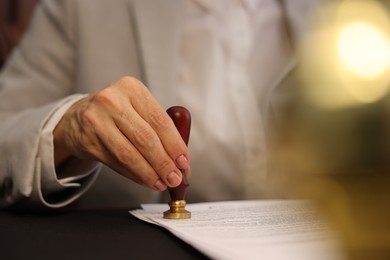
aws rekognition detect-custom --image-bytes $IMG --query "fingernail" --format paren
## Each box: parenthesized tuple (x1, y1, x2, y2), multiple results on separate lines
(167, 171, 181, 187)
(154, 179, 167, 191)
(176, 155, 189, 169)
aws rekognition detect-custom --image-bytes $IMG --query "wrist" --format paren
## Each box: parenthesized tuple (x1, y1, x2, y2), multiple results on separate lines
(53, 118, 72, 168)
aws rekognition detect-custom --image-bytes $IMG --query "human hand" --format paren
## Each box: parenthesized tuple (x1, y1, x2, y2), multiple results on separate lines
(53, 77, 190, 191)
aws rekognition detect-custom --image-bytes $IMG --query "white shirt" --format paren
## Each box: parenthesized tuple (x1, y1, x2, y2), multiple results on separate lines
(38, 0, 293, 206)
(176, 0, 289, 200)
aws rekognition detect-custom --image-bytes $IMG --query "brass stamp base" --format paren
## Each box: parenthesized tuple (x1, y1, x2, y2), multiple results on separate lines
(163, 200, 191, 219)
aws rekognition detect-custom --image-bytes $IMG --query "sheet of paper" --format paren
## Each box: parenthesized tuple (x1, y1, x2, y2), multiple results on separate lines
(130, 200, 345, 260)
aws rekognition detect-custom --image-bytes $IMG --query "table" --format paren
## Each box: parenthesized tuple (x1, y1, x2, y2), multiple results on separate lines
(0, 207, 208, 259)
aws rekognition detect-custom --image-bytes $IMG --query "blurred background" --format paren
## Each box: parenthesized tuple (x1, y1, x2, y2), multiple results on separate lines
(274, 1, 390, 259)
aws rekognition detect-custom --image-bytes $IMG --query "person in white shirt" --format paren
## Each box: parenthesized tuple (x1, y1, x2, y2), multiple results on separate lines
(0, 0, 322, 209)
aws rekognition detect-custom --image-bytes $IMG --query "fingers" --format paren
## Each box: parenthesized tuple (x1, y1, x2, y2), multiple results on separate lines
(95, 123, 170, 191)
(57, 76, 191, 191)
(117, 77, 191, 170)
(113, 107, 183, 185)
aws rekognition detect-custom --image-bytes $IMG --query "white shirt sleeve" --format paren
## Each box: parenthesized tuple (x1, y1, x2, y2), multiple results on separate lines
(37, 93, 101, 207)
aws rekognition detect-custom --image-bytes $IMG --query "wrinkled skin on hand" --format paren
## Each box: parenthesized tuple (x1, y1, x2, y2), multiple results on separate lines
(53, 76, 191, 191)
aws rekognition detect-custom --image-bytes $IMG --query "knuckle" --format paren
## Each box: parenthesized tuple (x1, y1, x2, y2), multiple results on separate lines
(113, 145, 134, 166)
(115, 76, 152, 103)
(134, 126, 157, 148)
(120, 111, 131, 123)
(93, 87, 118, 109)
(92, 88, 129, 120)
(117, 76, 141, 90)
(155, 158, 173, 175)
(149, 110, 170, 132)
(116, 153, 134, 167)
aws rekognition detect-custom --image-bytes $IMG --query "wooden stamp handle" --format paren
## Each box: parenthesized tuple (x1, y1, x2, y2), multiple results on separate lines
(166, 106, 191, 200)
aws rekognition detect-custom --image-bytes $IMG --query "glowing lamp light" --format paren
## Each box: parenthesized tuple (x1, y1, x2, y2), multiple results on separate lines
(337, 21, 390, 80)
(299, 1, 390, 109)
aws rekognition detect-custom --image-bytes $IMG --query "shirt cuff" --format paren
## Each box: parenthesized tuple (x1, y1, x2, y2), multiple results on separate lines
(38, 94, 99, 197)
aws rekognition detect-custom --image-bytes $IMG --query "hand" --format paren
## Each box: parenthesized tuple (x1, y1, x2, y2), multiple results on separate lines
(53, 77, 191, 191)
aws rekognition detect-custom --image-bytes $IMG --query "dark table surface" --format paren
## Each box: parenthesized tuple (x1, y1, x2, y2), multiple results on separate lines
(0, 207, 208, 260)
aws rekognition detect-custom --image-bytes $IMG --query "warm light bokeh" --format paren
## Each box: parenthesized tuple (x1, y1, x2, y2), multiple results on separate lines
(278, 2, 390, 259)
(298, 0, 390, 109)
(337, 21, 390, 80)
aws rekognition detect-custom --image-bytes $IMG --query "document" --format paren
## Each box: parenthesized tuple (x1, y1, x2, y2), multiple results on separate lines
(130, 200, 345, 260)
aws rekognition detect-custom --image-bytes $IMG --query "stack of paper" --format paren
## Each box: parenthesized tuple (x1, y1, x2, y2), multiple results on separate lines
(130, 200, 345, 260)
